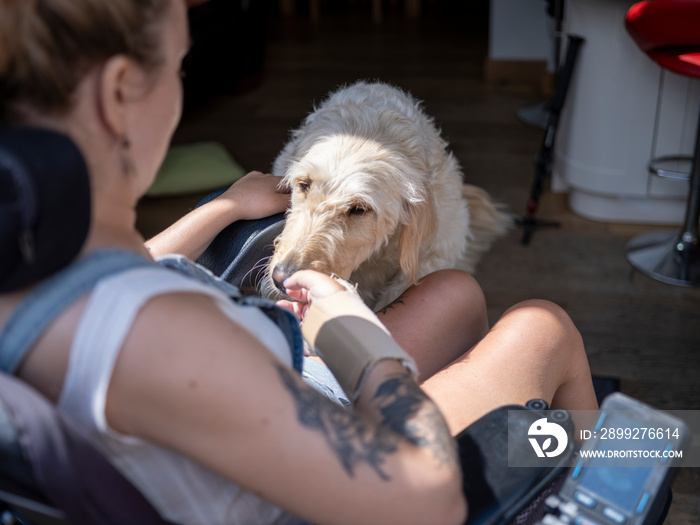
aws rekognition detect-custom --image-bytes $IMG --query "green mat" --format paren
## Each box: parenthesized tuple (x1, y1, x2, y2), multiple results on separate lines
(147, 142, 246, 197)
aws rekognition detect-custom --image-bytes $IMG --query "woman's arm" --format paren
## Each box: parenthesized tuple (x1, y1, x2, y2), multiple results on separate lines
(106, 276, 466, 525)
(145, 171, 290, 260)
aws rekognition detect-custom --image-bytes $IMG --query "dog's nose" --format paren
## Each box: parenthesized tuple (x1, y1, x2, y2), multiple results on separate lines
(271, 264, 294, 293)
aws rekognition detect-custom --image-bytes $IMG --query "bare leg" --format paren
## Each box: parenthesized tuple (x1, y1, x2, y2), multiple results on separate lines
(421, 299, 599, 434)
(377, 270, 489, 382)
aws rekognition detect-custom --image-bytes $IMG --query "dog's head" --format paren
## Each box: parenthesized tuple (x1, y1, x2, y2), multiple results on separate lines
(267, 133, 435, 296)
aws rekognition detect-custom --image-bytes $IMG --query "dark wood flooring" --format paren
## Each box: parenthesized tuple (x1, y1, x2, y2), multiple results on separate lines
(136, 2, 700, 521)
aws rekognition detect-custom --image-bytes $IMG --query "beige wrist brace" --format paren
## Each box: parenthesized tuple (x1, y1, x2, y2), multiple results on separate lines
(301, 289, 418, 401)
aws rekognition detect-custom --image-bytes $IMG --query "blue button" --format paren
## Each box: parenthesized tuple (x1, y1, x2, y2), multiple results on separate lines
(636, 492, 650, 514)
(575, 516, 601, 525)
(603, 506, 627, 524)
(574, 491, 596, 508)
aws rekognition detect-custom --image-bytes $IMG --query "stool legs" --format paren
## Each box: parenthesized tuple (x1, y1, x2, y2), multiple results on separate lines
(625, 110, 700, 286)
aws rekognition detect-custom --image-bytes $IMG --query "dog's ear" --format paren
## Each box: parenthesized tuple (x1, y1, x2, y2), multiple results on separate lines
(398, 195, 436, 284)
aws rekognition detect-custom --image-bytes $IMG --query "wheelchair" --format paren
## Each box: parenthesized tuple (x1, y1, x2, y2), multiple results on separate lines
(0, 127, 680, 525)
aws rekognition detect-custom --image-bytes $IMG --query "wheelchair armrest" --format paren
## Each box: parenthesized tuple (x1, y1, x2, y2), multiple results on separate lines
(194, 189, 286, 294)
(457, 400, 575, 525)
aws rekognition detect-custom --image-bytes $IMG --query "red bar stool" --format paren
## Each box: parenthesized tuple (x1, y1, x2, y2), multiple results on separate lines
(624, 0, 700, 286)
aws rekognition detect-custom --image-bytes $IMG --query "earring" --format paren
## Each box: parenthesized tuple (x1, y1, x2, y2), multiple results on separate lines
(120, 135, 137, 177)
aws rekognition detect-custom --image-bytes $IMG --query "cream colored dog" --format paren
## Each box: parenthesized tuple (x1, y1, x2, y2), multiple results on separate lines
(266, 81, 510, 311)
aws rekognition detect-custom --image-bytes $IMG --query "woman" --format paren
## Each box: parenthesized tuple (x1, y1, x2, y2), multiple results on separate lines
(0, 1, 598, 524)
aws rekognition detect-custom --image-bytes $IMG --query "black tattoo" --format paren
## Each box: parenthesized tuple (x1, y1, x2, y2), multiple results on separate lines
(377, 294, 406, 315)
(275, 364, 457, 481)
(373, 376, 457, 467)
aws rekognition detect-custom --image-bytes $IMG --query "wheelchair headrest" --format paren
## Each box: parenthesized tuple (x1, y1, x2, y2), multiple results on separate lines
(0, 126, 91, 293)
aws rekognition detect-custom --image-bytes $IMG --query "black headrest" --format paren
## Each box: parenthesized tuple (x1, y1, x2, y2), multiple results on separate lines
(0, 127, 91, 293)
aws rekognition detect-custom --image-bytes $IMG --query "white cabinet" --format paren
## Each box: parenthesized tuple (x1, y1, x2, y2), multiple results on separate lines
(552, 0, 696, 224)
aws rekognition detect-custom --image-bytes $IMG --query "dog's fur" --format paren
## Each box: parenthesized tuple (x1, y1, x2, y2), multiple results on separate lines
(265, 81, 511, 311)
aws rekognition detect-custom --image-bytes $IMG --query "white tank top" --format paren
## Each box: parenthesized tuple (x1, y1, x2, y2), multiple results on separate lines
(57, 266, 305, 525)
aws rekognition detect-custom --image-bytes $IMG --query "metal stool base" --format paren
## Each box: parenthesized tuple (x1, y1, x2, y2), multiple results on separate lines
(625, 229, 700, 287)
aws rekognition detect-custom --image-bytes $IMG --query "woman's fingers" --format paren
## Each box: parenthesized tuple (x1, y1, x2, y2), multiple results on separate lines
(282, 270, 345, 301)
(276, 299, 309, 322)
(222, 171, 291, 219)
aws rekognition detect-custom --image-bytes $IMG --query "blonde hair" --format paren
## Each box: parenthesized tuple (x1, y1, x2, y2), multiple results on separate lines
(0, 0, 171, 122)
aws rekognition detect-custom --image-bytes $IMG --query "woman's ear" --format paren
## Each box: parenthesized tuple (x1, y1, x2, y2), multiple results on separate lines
(96, 55, 133, 140)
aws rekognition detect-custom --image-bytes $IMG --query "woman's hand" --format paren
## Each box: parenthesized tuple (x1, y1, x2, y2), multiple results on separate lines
(277, 270, 346, 322)
(219, 171, 290, 221)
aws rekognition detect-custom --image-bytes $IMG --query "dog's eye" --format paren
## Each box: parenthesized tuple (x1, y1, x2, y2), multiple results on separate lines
(348, 204, 368, 216)
(297, 180, 310, 194)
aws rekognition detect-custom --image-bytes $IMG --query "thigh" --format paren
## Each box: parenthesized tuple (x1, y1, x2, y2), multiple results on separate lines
(377, 270, 489, 381)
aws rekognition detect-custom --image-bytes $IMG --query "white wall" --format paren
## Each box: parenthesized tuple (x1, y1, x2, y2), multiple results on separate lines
(489, 0, 554, 69)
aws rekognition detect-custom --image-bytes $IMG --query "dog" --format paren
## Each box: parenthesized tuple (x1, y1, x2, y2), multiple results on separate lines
(265, 81, 511, 311)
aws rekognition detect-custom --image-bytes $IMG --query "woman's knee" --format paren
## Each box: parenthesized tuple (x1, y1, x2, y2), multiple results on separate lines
(499, 299, 583, 353)
(500, 301, 597, 411)
(420, 269, 486, 314)
(502, 298, 574, 326)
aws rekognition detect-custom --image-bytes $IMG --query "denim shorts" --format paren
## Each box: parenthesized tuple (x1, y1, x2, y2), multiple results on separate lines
(301, 357, 350, 408)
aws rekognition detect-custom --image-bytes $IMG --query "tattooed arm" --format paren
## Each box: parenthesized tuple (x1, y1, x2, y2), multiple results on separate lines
(105, 275, 466, 525)
(276, 270, 465, 521)
(275, 363, 457, 482)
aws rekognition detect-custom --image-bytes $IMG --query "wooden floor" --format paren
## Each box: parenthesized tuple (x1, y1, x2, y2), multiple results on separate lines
(137, 2, 700, 521)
